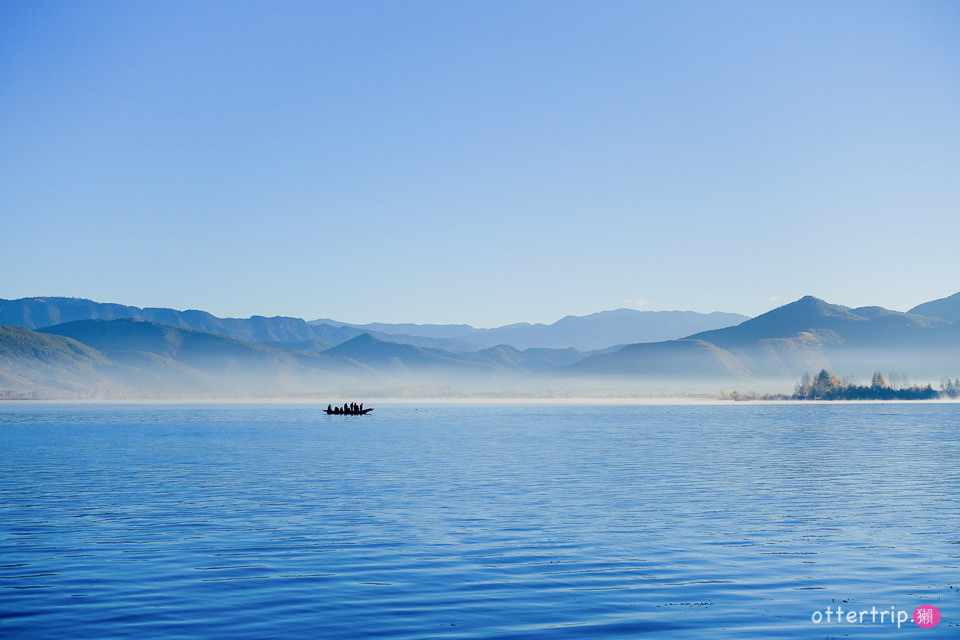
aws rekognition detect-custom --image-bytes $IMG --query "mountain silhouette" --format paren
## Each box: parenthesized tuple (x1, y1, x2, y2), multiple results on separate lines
(0, 326, 116, 397)
(0, 297, 483, 352)
(571, 339, 749, 378)
(3, 291, 960, 397)
(909, 291, 960, 323)
(312, 308, 749, 351)
(39, 319, 298, 372)
(571, 295, 959, 384)
(688, 296, 948, 347)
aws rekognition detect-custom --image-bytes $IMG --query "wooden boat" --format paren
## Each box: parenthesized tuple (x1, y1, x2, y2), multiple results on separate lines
(324, 406, 373, 415)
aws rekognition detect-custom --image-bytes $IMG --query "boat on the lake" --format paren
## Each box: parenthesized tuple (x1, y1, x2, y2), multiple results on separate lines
(324, 403, 373, 415)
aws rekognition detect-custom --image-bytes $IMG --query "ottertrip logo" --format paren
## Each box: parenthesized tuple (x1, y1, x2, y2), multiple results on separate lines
(810, 604, 941, 629)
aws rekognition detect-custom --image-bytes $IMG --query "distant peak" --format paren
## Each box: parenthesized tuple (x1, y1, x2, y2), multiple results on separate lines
(485, 344, 521, 354)
(777, 296, 846, 314)
(348, 332, 381, 344)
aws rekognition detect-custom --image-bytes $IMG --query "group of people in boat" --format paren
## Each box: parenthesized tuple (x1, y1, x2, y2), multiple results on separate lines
(325, 402, 371, 415)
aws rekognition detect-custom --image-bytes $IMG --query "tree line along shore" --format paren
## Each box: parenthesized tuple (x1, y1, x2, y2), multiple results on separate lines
(722, 370, 958, 401)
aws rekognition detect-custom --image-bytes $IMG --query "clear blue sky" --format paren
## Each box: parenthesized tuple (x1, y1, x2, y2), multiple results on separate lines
(2, 1, 958, 327)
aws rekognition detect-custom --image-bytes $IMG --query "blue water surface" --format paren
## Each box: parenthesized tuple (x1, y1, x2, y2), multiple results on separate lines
(1, 402, 958, 639)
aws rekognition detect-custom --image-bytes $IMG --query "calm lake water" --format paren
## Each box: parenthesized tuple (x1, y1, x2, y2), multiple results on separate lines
(1, 402, 957, 639)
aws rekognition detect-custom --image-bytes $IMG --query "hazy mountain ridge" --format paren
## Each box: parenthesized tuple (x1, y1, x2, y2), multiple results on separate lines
(1, 297, 324, 343)
(324, 334, 585, 375)
(909, 292, 960, 323)
(39, 319, 299, 372)
(570, 338, 750, 379)
(2, 292, 959, 398)
(483, 309, 750, 350)
(687, 296, 949, 347)
(0, 320, 593, 398)
(0, 326, 121, 397)
(0, 298, 491, 353)
(310, 308, 750, 351)
(576, 295, 960, 386)
(2, 297, 748, 352)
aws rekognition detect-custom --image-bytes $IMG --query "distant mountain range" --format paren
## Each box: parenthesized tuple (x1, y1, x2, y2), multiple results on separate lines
(571, 296, 958, 384)
(311, 308, 750, 351)
(909, 291, 960, 323)
(0, 297, 746, 352)
(1, 293, 958, 398)
(0, 297, 383, 349)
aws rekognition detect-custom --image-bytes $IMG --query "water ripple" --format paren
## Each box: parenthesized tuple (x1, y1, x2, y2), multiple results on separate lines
(1, 403, 958, 638)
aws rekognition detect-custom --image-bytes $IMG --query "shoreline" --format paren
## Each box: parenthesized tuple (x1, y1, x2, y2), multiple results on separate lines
(3, 396, 959, 406)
